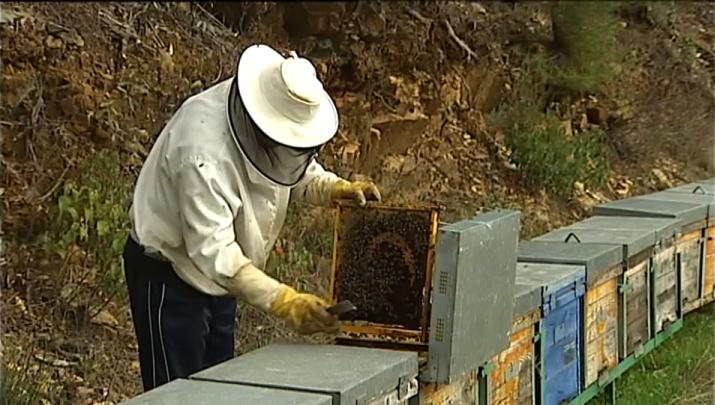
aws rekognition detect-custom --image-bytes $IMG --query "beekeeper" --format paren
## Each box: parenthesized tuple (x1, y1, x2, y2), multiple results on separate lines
(122, 44, 381, 391)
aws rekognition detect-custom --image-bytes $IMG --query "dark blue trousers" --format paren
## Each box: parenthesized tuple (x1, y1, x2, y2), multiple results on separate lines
(122, 236, 237, 392)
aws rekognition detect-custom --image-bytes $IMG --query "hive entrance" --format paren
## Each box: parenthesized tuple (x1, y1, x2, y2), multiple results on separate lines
(331, 203, 438, 335)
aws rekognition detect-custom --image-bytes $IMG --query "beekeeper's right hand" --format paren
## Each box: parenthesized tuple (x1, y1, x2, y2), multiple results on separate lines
(223, 263, 339, 335)
(269, 285, 339, 335)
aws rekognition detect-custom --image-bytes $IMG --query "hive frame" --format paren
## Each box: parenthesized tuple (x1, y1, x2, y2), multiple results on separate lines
(328, 201, 441, 346)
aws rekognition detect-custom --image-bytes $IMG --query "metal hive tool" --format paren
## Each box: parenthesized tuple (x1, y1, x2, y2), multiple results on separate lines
(329, 202, 440, 347)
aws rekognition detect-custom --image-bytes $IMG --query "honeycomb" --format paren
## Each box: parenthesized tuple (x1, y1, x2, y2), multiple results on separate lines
(332, 204, 437, 331)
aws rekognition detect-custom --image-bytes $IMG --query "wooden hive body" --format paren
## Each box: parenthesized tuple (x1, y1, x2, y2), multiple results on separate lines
(489, 284, 541, 405)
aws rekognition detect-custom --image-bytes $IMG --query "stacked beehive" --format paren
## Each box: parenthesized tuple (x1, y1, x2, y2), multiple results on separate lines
(517, 241, 625, 400)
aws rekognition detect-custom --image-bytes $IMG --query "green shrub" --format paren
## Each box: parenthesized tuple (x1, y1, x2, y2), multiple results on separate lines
(48, 150, 132, 302)
(493, 93, 611, 195)
(491, 47, 612, 195)
(550, 1, 623, 94)
(506, 113, 610, 194)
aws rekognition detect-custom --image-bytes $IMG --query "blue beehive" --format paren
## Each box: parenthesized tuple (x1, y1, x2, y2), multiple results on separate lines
(515, 259, 585, 405)
(518, 240, 623, 389)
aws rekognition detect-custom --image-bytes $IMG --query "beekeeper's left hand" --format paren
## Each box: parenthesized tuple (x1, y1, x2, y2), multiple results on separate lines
(330, 179, 381, 206)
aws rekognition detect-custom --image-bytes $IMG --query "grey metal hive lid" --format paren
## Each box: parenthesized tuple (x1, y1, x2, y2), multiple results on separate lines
(663, 179, 715, 194)
(513, 283, 542, 319)
(644, 191, 714, 220)
(518, 239, 622, 273)
(465, 208, 521, 225)
(120, 378, 332, 405)
(190, 343, 418, 404)
(594, 197, 706, 225)
(534, 227, 656, 258)
(515, 261, 585, 297)
(422, 209, 520, 385)
(668, 182, 715, 194)
(572, 216, 683, 242)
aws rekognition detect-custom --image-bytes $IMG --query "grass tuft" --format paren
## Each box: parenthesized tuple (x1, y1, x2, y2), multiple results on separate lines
(589, 306, 715, 404)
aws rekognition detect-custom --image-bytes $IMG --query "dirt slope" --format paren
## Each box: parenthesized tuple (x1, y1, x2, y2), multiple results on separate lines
(1, 2, 713, 403)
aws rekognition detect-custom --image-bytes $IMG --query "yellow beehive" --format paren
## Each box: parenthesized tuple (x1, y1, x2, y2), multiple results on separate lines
(584, 269, 620, 385)
(489, 284, 540, 405)
(419, 370, 477, 405)
(704, 226, 715, 304)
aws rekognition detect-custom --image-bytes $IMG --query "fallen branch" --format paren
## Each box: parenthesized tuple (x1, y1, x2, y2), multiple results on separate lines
(87, 289, 120, 321)
(30, 77, 44, 128)
(98, 9, 155, 54)
(374, 92, 397, 113)
(46, 21, 72, 33)
(34, 353, 77, 368)
(194, 3, 230, 33)
(443, 19, 479, 61)
(404, 6, 431, 24)
(36, 165, 70, 203)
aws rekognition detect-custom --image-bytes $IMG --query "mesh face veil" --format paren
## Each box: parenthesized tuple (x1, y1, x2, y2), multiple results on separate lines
(227, 77, 321, 187)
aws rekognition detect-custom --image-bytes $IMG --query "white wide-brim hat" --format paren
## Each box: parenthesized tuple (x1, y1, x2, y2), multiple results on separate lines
(236, 44, 339, 149)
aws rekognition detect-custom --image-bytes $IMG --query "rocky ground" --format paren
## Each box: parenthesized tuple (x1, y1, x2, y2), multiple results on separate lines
(1, 2, 713, 404)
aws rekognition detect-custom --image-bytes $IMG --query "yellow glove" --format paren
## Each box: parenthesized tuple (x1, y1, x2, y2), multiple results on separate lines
(270, 285, 339, 335)
(330, 179, 382, 206)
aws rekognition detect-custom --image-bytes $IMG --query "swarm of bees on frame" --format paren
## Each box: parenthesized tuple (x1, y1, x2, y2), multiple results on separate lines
(334, 206, 432, 329)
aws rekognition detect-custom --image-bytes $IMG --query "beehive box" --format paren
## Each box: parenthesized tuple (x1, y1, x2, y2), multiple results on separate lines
(650, 184, 715, 305)
(570, 217, 684, 320)
(489, 283, 541, 405)
(594, 196, 711, 312)
(190, 344, 419, 405)
(518, 240, 622, 389)
(331, 204, 521, 384)
(120, 378, 332, 405)
(533, 227, 652, 358)
(330, 202, 440, 347)
(540, 217, 683, 338)
(514, 261, 585, 405)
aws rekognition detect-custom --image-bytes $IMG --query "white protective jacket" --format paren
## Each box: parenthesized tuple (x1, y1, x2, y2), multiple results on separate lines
(128, 78, 341, 310)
